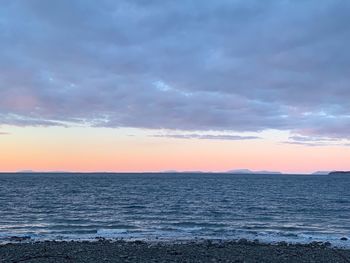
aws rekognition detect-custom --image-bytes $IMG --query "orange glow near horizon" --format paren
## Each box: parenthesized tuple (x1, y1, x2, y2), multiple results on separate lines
(0, 126, 349, 174)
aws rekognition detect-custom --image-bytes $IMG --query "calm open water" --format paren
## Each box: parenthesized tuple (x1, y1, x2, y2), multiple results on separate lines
(0, 173, 349, 246)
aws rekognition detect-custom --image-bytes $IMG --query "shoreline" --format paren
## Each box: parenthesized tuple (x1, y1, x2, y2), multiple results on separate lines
(2, 234, 349, 248)
(1, 239, 350, 262)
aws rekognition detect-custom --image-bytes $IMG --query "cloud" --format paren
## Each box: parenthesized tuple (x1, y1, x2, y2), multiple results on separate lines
(1, 0, 350, 139)
(285, 135, 350, 147)
(152, 133, 260, 141)
(283, 141, 327, 147)
(289, 135, 340, 142)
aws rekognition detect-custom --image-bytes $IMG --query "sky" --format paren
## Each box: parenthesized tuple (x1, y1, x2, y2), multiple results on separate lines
(0, 0, 350, 173)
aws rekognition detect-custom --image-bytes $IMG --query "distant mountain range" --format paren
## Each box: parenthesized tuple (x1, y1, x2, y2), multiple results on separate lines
(311, 171, 331, 175)
(226, 169, 282, 174)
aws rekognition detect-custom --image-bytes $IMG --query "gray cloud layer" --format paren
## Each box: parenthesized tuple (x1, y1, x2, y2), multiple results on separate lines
(1, 0, 350, 139)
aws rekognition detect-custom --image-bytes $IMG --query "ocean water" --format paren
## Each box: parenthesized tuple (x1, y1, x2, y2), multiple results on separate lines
(0, 173, 349, 246)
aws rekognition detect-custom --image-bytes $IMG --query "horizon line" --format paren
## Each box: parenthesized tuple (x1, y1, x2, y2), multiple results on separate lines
(0, 170, 343, 175)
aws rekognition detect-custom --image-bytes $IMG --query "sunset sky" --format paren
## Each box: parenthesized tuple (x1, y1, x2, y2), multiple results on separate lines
(1, 0, 350, 173)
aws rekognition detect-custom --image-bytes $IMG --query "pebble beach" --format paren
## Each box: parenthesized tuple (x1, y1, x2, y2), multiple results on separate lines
(1, 239, 350, 263)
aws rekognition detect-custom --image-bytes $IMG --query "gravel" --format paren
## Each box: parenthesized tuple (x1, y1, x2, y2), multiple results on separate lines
(1, 239, 350, 263)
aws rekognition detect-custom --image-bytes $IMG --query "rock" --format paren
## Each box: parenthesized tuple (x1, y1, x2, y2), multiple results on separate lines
(340, 237, 348, 241)
(238, 238, 249, 245)
(206, 240, 213, 246)
(8, 236, 31, 242)
(277, 241, 288, 246)
(324, 241, 332, 247)
(168, 249, 182, 255)
(216, 243, 225, 248)
(309, 241, 323, 247)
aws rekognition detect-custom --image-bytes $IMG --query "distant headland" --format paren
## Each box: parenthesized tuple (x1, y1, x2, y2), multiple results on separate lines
(328, 171, 350, 175)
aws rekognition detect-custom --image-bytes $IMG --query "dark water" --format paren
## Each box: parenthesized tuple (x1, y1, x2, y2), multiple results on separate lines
(0, 173, 349, 246)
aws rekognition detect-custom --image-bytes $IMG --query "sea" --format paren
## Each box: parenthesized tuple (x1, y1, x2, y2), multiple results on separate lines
(0, 173, 349, 247)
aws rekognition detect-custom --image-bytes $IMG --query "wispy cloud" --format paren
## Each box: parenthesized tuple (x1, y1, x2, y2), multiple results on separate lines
(1, 1, 350, 140)
(289, 135, 341, 142)
(152, 134, 260, 141)
(283, 141, 325, 147)
(284, 135, 350, 147)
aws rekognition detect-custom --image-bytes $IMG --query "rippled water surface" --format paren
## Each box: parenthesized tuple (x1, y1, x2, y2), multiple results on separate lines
(0, 173, 349, 245)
